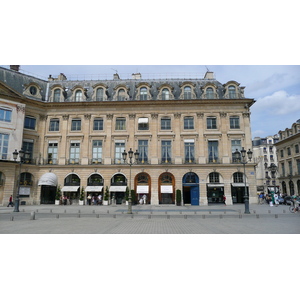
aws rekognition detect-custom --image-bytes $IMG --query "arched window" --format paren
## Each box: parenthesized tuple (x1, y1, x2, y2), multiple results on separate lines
(184, 86, 191, 99)
(233, 172, 244, 183)
(118, 89, 126, 101)
(53, 89, 61, 102)
(206, 87, 214, 99)
(96, 88, 104, 101)
(209, 172, 220, 183)
(228, 85, 236, 99)
(162, 88, 170, 100)
(140, 87, 147, 100)
(75, 90, 82, 102)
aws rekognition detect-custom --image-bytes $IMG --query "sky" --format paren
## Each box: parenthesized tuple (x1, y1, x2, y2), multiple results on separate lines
(2, 64, 299, 138)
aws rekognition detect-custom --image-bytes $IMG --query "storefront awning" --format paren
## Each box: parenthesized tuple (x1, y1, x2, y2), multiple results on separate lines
(231, 183, 249, 187)
(109, 186, 127, 192)
(207, 184, 224, 188)
(38, 173, 58, 186)
(61, 186, 80, 192)
(161, 185, 173, 193)
(85, 186, 103, 192)
(137, 186, 149, 193)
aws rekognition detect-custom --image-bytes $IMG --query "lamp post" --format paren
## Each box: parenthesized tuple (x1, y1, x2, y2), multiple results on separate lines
(122, 148, 139, 214)
(12, 149, 26, 212)
(265, 163, 278, 201)
(233, 147, 253, 214)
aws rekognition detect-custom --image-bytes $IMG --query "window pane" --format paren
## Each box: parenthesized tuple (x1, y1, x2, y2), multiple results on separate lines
(49, 119, 59, 131)
(24, 116, 36, 130)
(207, 117, 216, 129)
(93, 118, 103, 130)
(184, 117, 194, 129)
(161, 118, 171, 130)
(71, 120, 81, 131)
(0, 108, 12, 122)
(116, 118, 126, 130)
(138, 140, 148, 163)
(0, 133, 9, 159)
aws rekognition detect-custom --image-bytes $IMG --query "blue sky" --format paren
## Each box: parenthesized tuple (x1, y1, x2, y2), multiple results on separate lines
(2, 64, 299, 139)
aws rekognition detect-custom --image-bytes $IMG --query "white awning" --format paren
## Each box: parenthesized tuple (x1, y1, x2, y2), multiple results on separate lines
(161, 185, 173, 193)
(38, 173, 58, 186)
(207, 183, 224, 188)
(85, 186, 103, 192)
(61, 186, 80, 192)
(138, 117, 149, 124)
(231, 183, 249, 187)
(109, 186, 127, 192)
(137, 186, 149, 193)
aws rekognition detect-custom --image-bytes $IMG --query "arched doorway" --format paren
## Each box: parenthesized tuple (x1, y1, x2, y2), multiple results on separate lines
(289, 180, 295, 195)
(86, 173, 104, 199)
(110, 173, 127, 204)
(207, 172, 224, 204)
(38, 172, 58, 204)
(62, 174, 80, 203)
(159, 172, 175, 204)
(182, 172, 199, 205)
(231, 172, 248, 203)
(135, 172, 151, 204)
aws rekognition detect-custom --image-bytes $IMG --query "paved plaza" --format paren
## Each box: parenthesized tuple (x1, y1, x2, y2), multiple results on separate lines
(0, 203, 299, 234)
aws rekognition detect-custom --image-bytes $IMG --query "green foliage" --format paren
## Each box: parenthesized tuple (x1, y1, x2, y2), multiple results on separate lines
(176, 189, 182, 205)
(56, 185, 62, 200)
(104, 186, 109, 200)
(80, 186, 85, 200)
(125, 187, 129, 201)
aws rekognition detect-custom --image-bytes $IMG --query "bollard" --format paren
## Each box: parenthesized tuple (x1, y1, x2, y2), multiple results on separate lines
(209, 211, 211, 214)
(22, 209, 25, 212)
(275, 214, 278, 218)
(151, 211, 153, 214)
(239, 214, 242, 219)
(224, 211, 226, 214)
(96, 214, 99, 218)
(50, 209, 52, 213)
(36, 209, 38, 213)
(167, 215, 170, 219)
(238, 209, 241, 214)
(184, 215, 187, 219)
(56, 214, 59, 219)
(148, 215, 151, 219)
(113, 214, 116, 218)
(78, 210, 81, 214)
(64, 209, 66, 213)
(93, 210, 95, 214)
(30, 211, 36, 220)
(253, 210, 256, 214)
(194, 211, 197, 214)
(78, 214, 80, 218)
(107, 210, 109, 214)
(219, 215, 223, 219)
(131, 214, 134, 219)
(165, 211, 167, 214)
(10, 215, 14, 221)
(202, 215, 205, 219)
(180, 211, 182, 214)
(268, 210, 271, 214)
(283, 210, 286, 213)
(256, 214, 259, 219)
(122, 211, 124, 214)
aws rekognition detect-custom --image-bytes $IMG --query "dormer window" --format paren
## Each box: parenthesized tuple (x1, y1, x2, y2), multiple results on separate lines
(140, 87, 148, 100)
(96, 88, 104, 101)
(29, 86, 37, 95)
(118, 89, 126, 101)
(184, 86, 191, 99)
(206, 87, 214, 99)
(75, 90, 82, 102)
(228, 85, 236, 99)
(53, 89, 61, 102)
(162, 88, 170, 100)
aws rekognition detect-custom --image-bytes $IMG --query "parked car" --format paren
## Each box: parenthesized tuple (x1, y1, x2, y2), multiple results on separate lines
(277, 196, 285, 204)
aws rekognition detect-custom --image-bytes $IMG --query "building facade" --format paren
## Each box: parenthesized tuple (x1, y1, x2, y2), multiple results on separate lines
(276, 120, 300, 196)
(252, 135, 279, 195)
(0, 66, 256, 206)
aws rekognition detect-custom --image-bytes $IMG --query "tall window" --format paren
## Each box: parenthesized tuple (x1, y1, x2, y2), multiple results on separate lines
(161, 140, 172, 163)
(24, 116, 36, 130)
(0, 108, 12, 122)
(162, 88, 170, 100)
(118, 89, 126, 101)
(231, 140, 241, 162)
(22, 141, 34, 162)
(161, 117, 171, 130)
(115, 118, 126, 130)
(48, 142, 58, 164)
(281, 163, 285, 177)
(184, 86, 191, 99)
(53, 89, 61, 102)
(92, 140, 102, 163)
(75, 90, 82, 102)
(184, 116, 194, 130)
(96, 88, 104, 101)
(49, 119, 60, 131)
(184, 141, 195, 163)
(115, 141, 125, 164)
(0, 133, 9, 159)
(297, 159, 300, 175)
(138, 140, 148, 163)
(208, 141, 218, 163)
(288, 161, 292, 175)
(230, 116, 240, 129)
(206, 87, 214, 99)
(209, 172, 220, 183)
(207, 117, 217, 129)
(138, 118, 149, 130)
(228, 85, 236, 98)
(71, 119, 81, 131)
(70, 142, 80, 164)
(93, 118, 103, 130)
(233, 172, 244, 183)
(140, 87, 147, 100)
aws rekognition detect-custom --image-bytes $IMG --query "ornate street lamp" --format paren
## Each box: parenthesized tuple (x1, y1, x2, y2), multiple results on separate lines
(122, 148, 139, 214)
(12, 149, 25, 212)
(233, 147, 253, 214)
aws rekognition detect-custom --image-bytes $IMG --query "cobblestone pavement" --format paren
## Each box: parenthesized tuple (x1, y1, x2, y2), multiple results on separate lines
(0, 203, 299, 233)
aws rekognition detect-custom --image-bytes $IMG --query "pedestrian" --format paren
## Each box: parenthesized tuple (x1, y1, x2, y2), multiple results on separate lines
(7, 195, 14, 207)
(97, 194, 102, 205)
(87, 194, 92, 205)
(223, 195, 226, 206)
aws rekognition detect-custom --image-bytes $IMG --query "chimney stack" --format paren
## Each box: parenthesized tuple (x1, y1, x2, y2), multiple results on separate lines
(10, 65, 20, 72)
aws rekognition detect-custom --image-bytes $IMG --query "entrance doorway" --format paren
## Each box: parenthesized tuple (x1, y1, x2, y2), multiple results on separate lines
(182, 172, 199, 205)
(40, 185, 56, 204)
(159, 172, 175, 204)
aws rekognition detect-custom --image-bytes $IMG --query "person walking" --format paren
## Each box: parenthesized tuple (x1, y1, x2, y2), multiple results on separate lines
(223, 195, 226, 206)
(7, 195, 14, 207)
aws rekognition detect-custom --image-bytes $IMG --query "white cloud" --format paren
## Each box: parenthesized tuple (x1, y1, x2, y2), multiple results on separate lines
(252, 90, 300, 116)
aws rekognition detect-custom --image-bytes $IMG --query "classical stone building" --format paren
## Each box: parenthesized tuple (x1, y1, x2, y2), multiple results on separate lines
(0, 66, 256, 206)
(276, 120, 300, 196)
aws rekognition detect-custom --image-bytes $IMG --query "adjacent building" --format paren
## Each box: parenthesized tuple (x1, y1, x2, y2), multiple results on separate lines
(276, 120, 300, 196)
(0, 66, 256, 206)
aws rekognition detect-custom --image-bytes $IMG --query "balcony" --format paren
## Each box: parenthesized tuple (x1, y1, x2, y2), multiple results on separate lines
(160, 158, 174, 164)
(90, 158, 102, 165)
(46, 158, 58, 165)
(67, 158, 80, 165)
(183, 158, 196, 164)
(207, 158, 220, 164)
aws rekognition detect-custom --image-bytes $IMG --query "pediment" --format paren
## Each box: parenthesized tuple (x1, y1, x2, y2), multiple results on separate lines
(0, 81, 24, 99)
